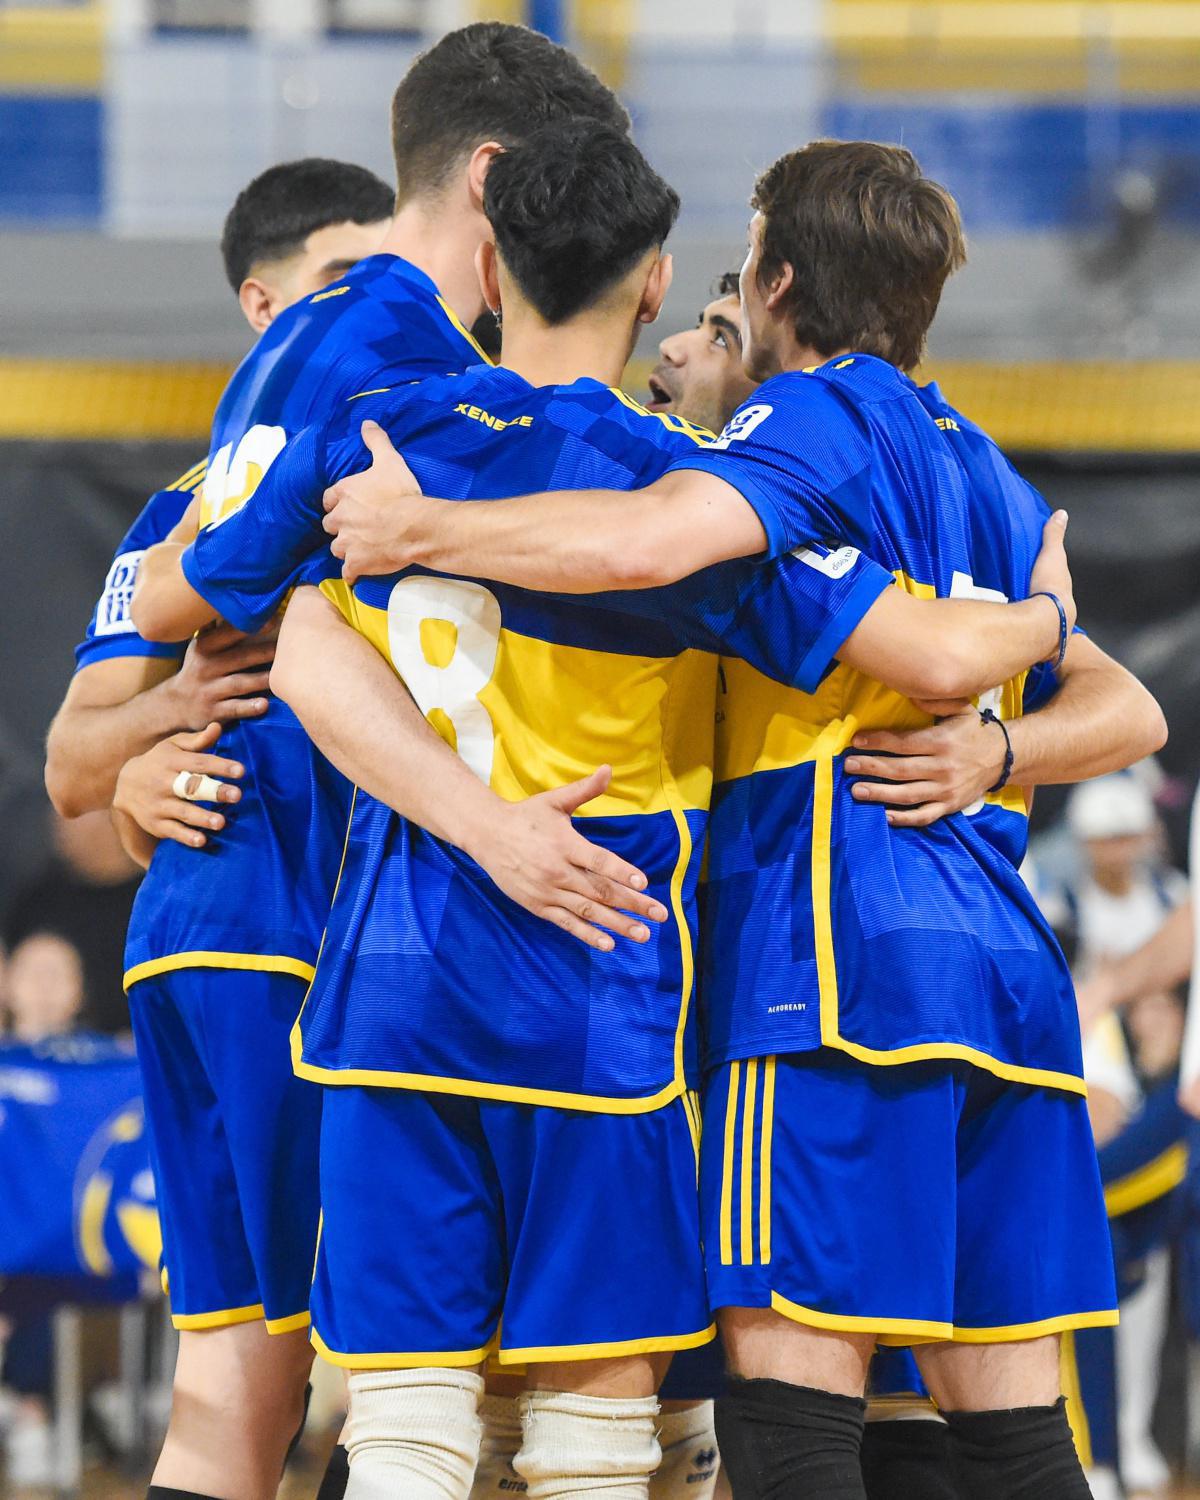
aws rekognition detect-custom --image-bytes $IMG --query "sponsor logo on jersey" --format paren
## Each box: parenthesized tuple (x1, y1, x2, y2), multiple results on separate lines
(711, 402, 773, 450)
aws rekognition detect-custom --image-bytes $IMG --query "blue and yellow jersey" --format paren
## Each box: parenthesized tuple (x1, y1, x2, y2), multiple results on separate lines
(179, 364, 892, 1111)
(73, 458, 206, 672)
(672, 353, 1084, 1094)
(122, 255, 488, 990)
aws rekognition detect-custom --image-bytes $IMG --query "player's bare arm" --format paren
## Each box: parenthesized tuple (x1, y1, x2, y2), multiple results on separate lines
(113, 721, 246, 859)
(844, 634, 1168, 827)
(271, 586, 669, 953)
(325, 423, 1075, 702)
(45, 621, 274, 818)
(131, 540, 221, 642)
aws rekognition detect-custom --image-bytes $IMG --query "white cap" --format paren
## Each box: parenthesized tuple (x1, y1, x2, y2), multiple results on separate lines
(1067, 775, 1157, 841)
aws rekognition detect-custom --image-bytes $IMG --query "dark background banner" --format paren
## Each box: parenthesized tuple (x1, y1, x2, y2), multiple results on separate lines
(3, 441, 1197, 907)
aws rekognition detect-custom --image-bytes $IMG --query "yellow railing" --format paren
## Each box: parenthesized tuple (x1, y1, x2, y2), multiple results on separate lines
(0, 3, 104, 93)
(830, 1, 1200, 93)
(1, 357, 1189, 453)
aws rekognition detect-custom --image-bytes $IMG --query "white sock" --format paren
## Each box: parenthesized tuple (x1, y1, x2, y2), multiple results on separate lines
(470, 1393, 525, 1497)
(652, 1402, 720, 1498)
(515, 1390, 661, 1499)
(345, 1366, 485, 1500)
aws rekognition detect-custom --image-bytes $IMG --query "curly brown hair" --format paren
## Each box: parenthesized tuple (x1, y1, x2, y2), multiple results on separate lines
(751, 139, 966, 371)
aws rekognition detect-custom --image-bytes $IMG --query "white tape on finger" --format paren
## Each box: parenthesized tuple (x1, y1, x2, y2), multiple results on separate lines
(172, 770, 225, 803)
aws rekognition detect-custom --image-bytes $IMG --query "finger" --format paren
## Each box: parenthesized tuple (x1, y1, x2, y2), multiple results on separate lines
(181, 752, 244, 779)
(844, 754, 934, 782)
(562, 894, 652, 943)
(550, 765, 613, 817)
(154, 818, 211, 850)
(174, 722, 225, 751)
(193, 620, 245, 651)
(543, 907, 616, 954)
(575, 870, 668, 923)
(852, 779, 942, 807)
(884, 802, 951, 829)
(215, 669, 273, 695)
(166, 798, 227, 832)
(361, 419, 399, 463)
(212, 642, 276, 671)
(217, 695, 270, 720)
(322, 505, 342, 531)
(341, 550, 362, 586)
(847, 729, 918, 755)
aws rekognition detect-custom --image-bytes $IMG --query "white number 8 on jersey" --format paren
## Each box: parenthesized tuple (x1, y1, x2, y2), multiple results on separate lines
(386, 577, 502, 783)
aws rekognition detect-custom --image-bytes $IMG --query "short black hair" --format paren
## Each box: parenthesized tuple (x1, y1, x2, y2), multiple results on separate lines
(715, 270, 740, 299)
(484, 121, 679, 326)
(391, 22, 630, 205)
(220, 158, 394, 290)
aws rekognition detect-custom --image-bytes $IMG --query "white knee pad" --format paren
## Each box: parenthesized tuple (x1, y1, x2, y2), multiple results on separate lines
(515, 1390, 661, 1500)
(652, 1402, 720, 1499)
(345, 1366, 485, 1500)
(469, 1393, 524, 1498)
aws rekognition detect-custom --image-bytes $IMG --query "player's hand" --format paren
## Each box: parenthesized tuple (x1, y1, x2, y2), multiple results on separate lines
(1029, 510, 1077, 648)
(113, 722, 244, 849)
(322, 420, 427, 583)
(165, 620, 276, 728)
(467, 766, 670, 953)
(844, 705, 1008, 827)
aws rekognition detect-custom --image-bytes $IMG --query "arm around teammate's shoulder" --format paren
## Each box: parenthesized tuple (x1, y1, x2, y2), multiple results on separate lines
(322, 420, 770, 589)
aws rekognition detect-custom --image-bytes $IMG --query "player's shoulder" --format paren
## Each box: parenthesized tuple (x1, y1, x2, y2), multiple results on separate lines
(708, 366, 869, 461)
(556, 380, 714, 457)
(124, 466, 203, 547)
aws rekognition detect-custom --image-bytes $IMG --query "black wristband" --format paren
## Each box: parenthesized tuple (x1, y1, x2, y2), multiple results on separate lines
(1030, 590, 1069, 670)
(981, 708, 1014, 793)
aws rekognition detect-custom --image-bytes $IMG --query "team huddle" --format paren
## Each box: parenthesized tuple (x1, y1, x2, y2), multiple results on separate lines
(45, 20, 1173, 1500)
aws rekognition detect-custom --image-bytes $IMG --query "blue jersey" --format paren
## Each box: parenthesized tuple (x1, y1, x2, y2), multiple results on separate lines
(180, 365, 892, 1111)
(673, 354, 1083, 1093)
(123, 255, 488, 989)
(74, 459, 205, 672)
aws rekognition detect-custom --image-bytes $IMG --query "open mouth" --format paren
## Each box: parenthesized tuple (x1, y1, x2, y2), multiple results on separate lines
(645, 374, 673, 412)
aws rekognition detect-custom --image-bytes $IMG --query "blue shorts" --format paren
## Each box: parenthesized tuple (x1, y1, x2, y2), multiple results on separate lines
(129, 970, 321, 1333)
(702, 1050, 1117, 1343)
(312, 1085, 713, 1369)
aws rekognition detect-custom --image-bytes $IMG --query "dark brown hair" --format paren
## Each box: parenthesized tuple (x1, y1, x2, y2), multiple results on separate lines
(751, 139, 966, 371)
(391, 23, 629, 206)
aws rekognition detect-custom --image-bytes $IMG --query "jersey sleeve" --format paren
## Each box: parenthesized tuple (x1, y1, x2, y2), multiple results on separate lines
(666, 380, 874, 560)
(73, 477, 199, 672)
(721, 544, 894, 691)
(181, 423, 351, 634)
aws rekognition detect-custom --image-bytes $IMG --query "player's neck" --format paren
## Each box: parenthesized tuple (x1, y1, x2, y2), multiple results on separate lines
(499, 312, 630, 392)
(378, 200, 486, 329)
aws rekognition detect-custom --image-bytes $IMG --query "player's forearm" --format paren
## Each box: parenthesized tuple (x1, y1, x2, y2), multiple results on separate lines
(405, 474, 765, 595)
(270, 592, 505, 855)
(841, 591, 1061, 703)
(131, 542, 218, 642)
(1007, 640, 1167, 787)
(45, 681, 190, 817)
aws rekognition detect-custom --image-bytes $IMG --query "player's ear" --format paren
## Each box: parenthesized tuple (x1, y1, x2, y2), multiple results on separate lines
(637, 252, 673, 326)
(762, 259, 795, 312)
(238, 277, 277, 334)
(474, 241, 501, 318)
(466, 141, 504, 212)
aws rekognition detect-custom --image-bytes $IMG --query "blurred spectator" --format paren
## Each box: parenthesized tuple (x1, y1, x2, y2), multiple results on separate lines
(0, 929, 86, 1488)
(1065, 773, 1188, 986)
(3, 809, 140, 1035)
(4, 931, 85, 1043)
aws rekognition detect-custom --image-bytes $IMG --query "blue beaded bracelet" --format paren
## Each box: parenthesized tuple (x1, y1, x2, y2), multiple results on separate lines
(1030, 590, 1069, 670)
(981, 708, 1015, 793)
